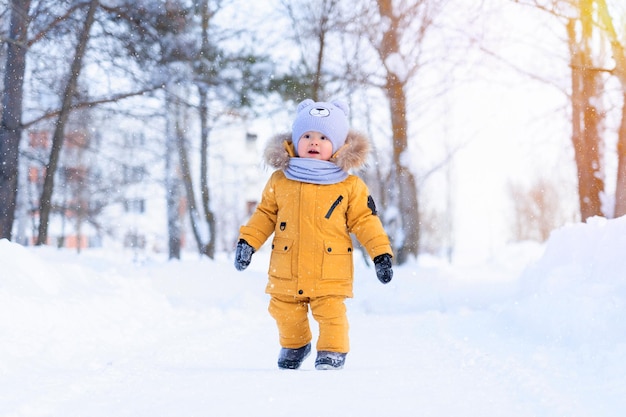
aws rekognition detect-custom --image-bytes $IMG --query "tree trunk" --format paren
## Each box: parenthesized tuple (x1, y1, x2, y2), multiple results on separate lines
(376, 0, 421, 263)
(311, 0, 334, 101)
(616, 93, 626, 217)
(0, 0, 31, 240)
(165, 91, 182, 260)
(197, 0, 216, 258)
(387, 77, 420, 263)
(176, 119, 212, 257)
(36, 0, 99, 245)
(198, 89, 216, 258)
(567, 8, 604, 222)
(595, 0, 626, 217)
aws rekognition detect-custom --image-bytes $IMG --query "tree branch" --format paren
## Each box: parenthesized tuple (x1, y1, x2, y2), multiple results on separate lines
(22, 86, 163, 128)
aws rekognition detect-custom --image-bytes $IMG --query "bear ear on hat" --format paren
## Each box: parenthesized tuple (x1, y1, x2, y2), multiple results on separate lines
(331, 100, 349, 117)
(297, 99, 315, 113)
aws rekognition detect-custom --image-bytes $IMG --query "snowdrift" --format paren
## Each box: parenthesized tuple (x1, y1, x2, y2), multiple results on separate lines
(1, 216, 625, 416)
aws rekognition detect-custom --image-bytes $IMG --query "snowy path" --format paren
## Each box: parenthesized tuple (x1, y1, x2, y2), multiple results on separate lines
(3, 309, 613, 417)
(1, 222, 626, 417)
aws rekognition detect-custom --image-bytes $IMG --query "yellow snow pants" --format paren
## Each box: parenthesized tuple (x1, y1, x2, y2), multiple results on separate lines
(268, 294, 349, 353)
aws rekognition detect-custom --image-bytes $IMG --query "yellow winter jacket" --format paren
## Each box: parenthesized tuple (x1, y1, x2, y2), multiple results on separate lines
(239, 131, 393, 298)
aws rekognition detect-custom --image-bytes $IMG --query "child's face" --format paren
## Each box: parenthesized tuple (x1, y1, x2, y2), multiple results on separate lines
(297, 131, 334, 161)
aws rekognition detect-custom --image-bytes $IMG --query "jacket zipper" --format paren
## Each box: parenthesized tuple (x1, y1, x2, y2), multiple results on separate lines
(325, 195, 344, 219)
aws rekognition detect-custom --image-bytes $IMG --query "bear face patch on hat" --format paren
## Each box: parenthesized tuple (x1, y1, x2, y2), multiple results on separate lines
(292, 99, 350, 156)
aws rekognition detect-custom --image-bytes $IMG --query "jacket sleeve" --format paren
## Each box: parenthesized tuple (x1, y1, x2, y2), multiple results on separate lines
(347, 177, 393, 260)
(238, 172, 279, 250)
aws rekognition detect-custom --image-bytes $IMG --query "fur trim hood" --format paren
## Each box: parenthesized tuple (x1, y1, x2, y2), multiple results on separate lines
(263, 129, 371, 172)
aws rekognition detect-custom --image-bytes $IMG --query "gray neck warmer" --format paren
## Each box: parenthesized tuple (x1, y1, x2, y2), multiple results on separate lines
(284, 158, 348, 185)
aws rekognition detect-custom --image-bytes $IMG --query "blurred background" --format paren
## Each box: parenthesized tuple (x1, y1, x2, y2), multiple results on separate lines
(1, 0, 624, 265)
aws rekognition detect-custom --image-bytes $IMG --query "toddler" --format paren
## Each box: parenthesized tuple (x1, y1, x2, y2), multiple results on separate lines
(235, 99, 393, 370)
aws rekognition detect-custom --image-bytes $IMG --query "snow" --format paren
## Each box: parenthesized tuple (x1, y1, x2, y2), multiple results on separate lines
(1, 216, 625, 416)
(384, 52, 409, 83)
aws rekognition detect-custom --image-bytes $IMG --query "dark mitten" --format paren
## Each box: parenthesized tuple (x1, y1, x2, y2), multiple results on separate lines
(234, 239, 255, 271)
(373, 253, 393, 284)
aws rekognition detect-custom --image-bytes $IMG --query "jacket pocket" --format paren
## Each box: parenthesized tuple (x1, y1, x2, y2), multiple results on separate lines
(269, 237, 293, 279)
(322, 240, 353, 279)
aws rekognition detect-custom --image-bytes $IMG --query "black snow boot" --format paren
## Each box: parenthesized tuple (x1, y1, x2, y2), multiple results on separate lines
(315, 351, 347, 370)
(277, 343, 311, 369)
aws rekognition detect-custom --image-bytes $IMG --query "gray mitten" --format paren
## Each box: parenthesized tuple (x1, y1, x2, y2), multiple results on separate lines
(234, 239, 255, 271)
(373, 254, 393, 284)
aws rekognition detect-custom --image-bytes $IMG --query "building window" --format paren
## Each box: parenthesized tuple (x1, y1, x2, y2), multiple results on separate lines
(65, 131, 88, 149)
(29, 131, 49, 148)
(125, 133, 145, 147)
(63, 166, 88, 183)
(28, 166, 46, 184)
(124, 232, 146, 249)
(124, 199, 145, 213)
(124, 165, 146, 183)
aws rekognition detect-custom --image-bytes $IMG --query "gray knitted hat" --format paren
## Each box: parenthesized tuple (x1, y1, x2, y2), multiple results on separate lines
(292, 99, 350, 156)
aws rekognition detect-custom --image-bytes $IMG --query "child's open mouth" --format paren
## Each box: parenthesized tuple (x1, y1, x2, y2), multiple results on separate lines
(308, 150, 319, 154)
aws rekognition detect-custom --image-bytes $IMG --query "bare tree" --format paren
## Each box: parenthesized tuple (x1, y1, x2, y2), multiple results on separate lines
(595, 0, 626, 217)
(363, 0, 446, 263)
(567, 1, 605, 221)
(0, 0, 31, 240)
(186, 0, 271, 258)
(194, 0, 217, 258)
(277, 0, 343, 101)
(513, 0, 625, 220)
(2, 0, 156, 245)
(164, 89, 184, 260)
(36, 0, 99, 245)
(508, 178, 567, 242)
(118, 0, 271, 258)
(275, 0, 450, 263)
